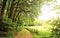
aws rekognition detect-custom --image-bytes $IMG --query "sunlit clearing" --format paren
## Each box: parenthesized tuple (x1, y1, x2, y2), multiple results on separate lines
(26, 26, 51, 31)
(26, 0, 60, 32)
(56, 0, 60, 5)
(38, 3, 59, 21)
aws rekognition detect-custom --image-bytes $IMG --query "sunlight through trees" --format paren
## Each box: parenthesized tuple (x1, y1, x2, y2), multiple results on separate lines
(0, 0, 60, 38)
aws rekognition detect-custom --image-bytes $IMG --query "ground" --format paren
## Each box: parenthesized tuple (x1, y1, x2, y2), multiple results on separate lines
(14, 29, 32, 38)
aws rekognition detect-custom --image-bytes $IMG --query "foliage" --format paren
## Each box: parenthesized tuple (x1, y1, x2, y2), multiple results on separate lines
(33, 18, 42, 26)
(0, 0, 43, 36)
(51, 18, 60, 38)
(26, 28, 52, 38)
(1, 0, 60, 38)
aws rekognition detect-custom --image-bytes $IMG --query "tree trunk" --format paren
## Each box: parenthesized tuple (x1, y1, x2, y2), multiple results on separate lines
(0, 0, 7, 37)
(12, 0, 20, 22)
(8, 0, 15, 19)
(0, 0, 7, 22)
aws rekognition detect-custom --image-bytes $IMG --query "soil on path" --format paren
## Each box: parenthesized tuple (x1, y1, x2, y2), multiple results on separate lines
(15, 29, 32, 38)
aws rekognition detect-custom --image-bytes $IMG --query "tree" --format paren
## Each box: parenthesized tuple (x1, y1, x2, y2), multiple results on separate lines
(0, 0, 7, 22)
(0, 0, 45, 37)
(0, 0, 7, 36)
(8, 0, 16, 19)
(7, 0, 43, 25)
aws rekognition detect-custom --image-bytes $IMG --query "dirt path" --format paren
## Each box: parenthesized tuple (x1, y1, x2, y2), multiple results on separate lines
(14, 29, 32, 38)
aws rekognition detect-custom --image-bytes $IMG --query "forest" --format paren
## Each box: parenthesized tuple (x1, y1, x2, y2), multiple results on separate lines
(0, 0, 60, 38)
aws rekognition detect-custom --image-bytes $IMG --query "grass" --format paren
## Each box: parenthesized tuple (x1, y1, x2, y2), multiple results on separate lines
(26, 24, 52, 38)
